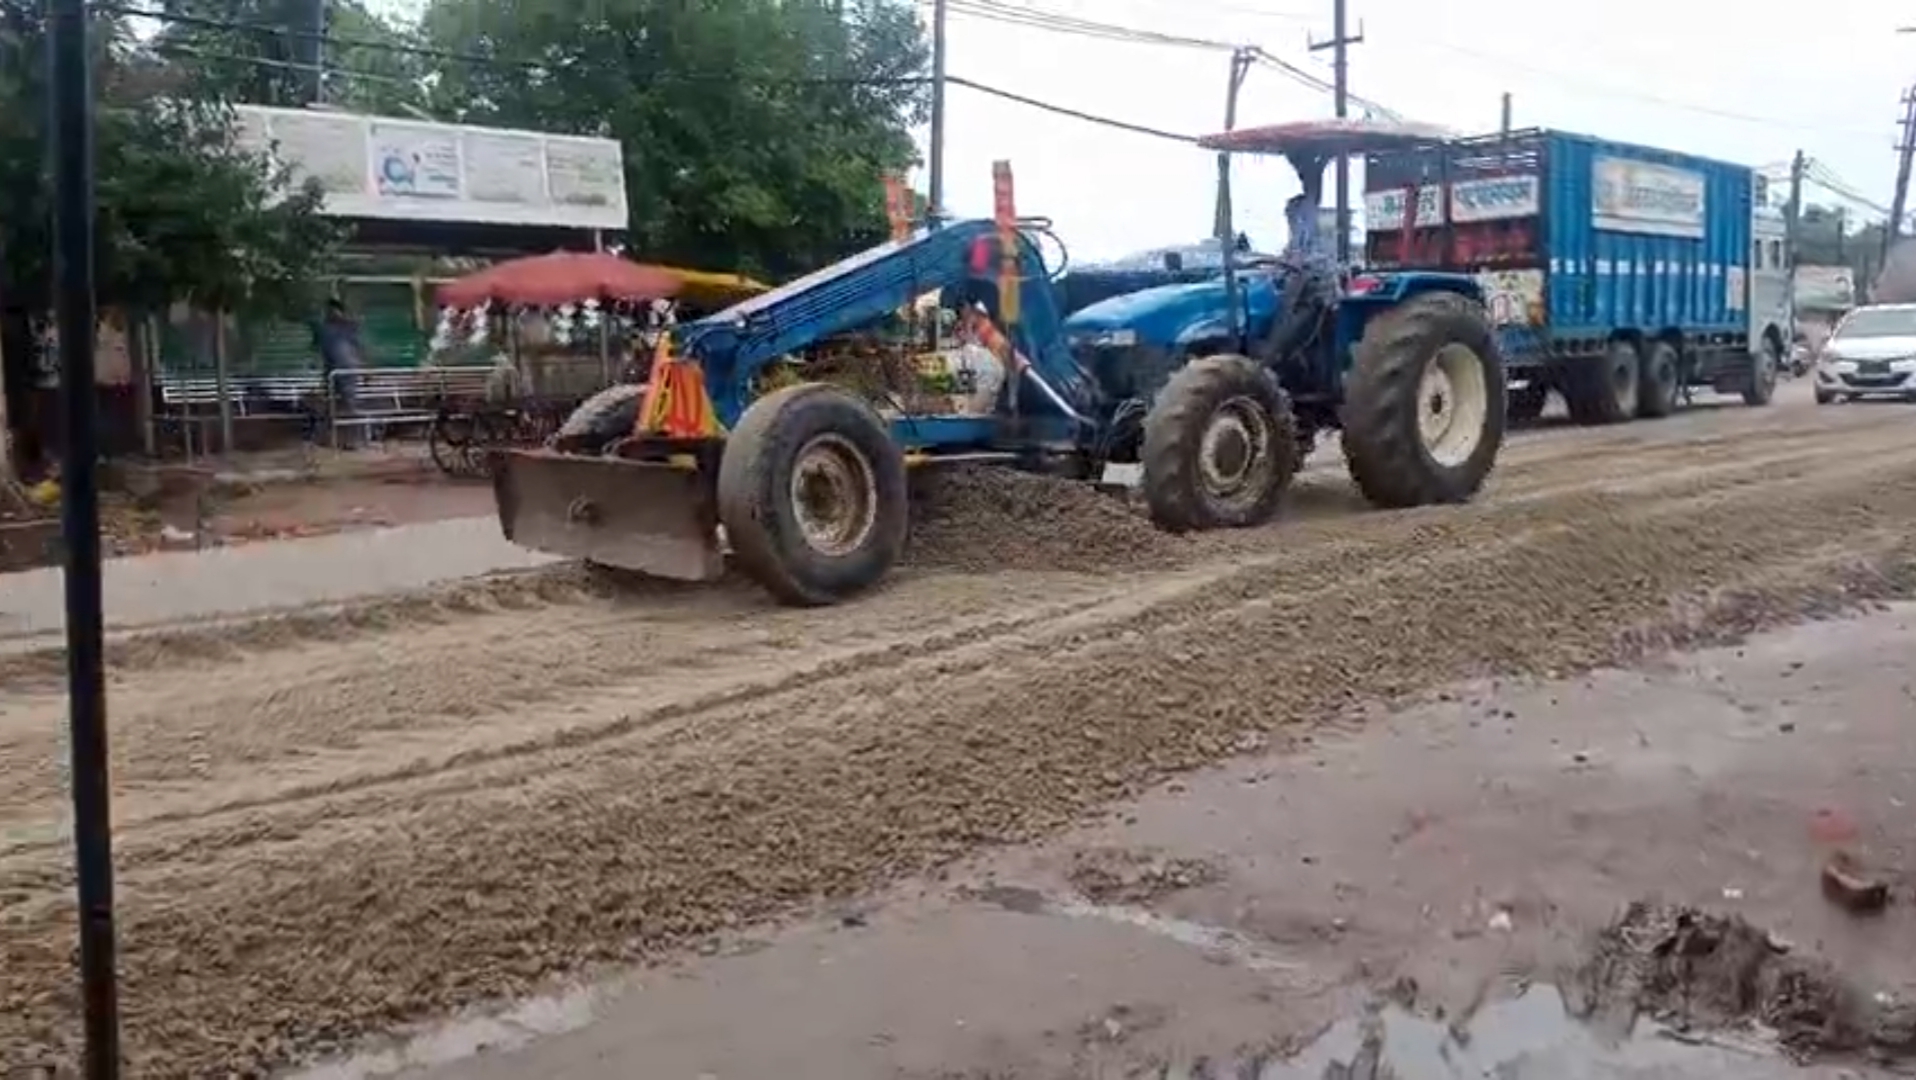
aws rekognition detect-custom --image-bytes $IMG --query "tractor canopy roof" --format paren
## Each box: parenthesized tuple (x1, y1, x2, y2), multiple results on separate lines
(1196, 117, 1455, 157)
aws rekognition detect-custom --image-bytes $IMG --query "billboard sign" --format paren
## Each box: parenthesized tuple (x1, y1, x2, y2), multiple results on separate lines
(235, 105, 629, 231)
(1592, 155, 1706, 239)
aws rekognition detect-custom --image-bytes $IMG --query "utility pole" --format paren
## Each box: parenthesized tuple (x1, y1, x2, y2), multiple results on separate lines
(1213, 47, 1255, 243)
(1499, 92, 1512, 137)
(1884, 86, 1916, 263)
(49, 0, 121, 1073)
(309, 0, 326, 105)
(1309, 0, 1363, 263)
(1835, 206, 1847, 262)
(1786, 149, 1805, 342)
(927, 0, 949, 221)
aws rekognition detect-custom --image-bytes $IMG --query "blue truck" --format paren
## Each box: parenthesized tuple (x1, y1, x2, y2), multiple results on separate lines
(1360, 128, 1792, 422)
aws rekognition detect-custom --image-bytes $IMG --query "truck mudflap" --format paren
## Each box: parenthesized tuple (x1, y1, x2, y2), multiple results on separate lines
(489, 448, 725, 582)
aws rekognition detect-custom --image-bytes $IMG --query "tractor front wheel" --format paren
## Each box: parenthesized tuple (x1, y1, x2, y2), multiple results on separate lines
(1140, 355, 1300, 532)
(717, 383, 909, 607)
(551, 382, 645, 454)
(1342, 292, 1506, 509)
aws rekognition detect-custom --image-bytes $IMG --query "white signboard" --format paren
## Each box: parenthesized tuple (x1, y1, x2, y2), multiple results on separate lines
(1450, 175, 1541, 223)
(369, 120, 462, 200)
(1592, 156, 1706, 239)
(1363, 185, 1444, 231)
(235, 104, 629, 231)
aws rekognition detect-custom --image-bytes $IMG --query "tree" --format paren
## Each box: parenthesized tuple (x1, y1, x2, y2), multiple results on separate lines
(1793, 203, 1893, 292)
(149, 0, 428, 114)
(0, 0, 343, 468)
(416, 0, 929, 278)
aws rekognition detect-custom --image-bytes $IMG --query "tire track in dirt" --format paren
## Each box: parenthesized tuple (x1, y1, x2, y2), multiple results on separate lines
(5, 400, 1915, 1075)
(0, 411, 1902, 873)
(3, 417, 1876, 856)
(0, 394, 1886, 692)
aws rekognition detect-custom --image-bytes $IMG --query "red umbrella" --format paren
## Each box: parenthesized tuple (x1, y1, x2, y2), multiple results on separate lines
(436, 252, 684, 308)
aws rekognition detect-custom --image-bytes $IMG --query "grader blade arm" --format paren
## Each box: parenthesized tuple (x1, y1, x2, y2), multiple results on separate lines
(490, 448, 724, 581)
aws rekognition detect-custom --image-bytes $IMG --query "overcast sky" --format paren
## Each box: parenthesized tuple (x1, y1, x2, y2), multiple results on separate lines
(918, 0, 1913, 262)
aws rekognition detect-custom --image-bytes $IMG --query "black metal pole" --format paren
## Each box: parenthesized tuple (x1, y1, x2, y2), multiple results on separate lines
(1309, 1, 1362, 264)
(49, 0, 121, 1075)
(927, 0, 948, 221)
(1216, 47, 1252, 352)
(1330, 0, 1349, 265)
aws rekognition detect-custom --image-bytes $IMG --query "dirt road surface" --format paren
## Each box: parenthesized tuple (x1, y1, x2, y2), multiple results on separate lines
(0, 515, 552, 642)
(361, 607, 1916, 1079)
(5, 383, 1916, 1076)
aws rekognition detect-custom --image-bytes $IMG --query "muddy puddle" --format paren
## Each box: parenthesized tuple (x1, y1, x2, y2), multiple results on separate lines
(1251, 984, 1819, 1079)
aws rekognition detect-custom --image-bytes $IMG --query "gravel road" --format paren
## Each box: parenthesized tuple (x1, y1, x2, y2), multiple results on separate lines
(5, 384, 1916, 1076)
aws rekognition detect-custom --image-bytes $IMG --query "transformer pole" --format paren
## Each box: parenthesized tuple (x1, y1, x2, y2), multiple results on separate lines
(927, 0, 949, 221)
(1883, 86, 1916, 263)
(1309, 0, 1363, 263)
(49, 0, 122, 1073)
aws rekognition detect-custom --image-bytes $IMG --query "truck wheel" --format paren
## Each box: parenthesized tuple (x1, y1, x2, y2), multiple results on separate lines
(550, 383, 644, 453)
(1637, 340, 1681, 419)
(716, 383, 908, 607)
(1508, 383, 1547, 424)
(1341, 292, 1506, 509)
(1741, 336, 1780, 407)
(1565, 341, 1639, 425)
(1140, 354, 1299, 532)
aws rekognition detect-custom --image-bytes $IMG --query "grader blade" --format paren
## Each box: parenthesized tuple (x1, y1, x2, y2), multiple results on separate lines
(490, 448, 724, 581)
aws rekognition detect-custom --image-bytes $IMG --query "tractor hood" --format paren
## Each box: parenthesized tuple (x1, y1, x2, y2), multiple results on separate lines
(1063, 276, 1280, 349)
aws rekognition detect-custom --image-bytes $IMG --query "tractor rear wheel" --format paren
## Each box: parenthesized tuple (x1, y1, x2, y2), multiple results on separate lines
(1341, 292, 1506, 509)
(1140, 354, 1299, 532)
(717, 383, 908, 607)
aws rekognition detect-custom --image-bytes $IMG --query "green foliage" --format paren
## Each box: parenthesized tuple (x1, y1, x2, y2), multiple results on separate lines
(416, 0, 930, 279)
(1794, 204, 1892, 304)
(0, 0, 343, 320)
(151, 0, 428, 114)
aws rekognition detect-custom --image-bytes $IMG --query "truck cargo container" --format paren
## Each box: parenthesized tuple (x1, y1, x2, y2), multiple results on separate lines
(1362, 128, 1790, 423)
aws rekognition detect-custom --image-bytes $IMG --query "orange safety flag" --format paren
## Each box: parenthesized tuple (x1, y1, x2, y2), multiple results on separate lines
(991, 161, 1020, 324)
(636, 332, 724, 439)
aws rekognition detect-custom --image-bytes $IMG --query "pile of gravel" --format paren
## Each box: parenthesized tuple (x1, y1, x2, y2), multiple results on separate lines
(903, 466, 1191, 574)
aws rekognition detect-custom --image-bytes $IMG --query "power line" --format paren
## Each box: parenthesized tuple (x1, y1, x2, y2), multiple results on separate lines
(104, 2, 927, 88)
(947, 75, 1197, 141)
(937, 0, 1238, 52)
(1401, 36, 1887, 139)
(931, 0, 1409, 120)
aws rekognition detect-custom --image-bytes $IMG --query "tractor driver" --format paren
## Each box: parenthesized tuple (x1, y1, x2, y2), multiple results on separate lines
(1260, 150, 1339, 368)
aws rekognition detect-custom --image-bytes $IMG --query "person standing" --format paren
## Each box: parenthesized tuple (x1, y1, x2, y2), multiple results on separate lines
(314, 298, 364, 446)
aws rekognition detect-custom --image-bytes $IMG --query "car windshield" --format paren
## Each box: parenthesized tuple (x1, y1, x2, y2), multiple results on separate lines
(1834, 307, 1916, 339)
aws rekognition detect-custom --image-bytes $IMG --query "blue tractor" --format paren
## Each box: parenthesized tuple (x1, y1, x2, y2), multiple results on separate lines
(490, 121, 1506, 607)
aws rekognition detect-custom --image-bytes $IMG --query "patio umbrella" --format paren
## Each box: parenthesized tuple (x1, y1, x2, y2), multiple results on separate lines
(437, 252, 685, 308)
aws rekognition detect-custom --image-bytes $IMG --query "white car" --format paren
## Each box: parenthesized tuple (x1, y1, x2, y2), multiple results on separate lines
(1815, 303, 1916, 404)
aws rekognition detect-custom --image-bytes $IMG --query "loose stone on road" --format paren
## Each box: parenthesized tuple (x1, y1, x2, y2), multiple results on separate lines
(4, 383, 1916, 1077)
